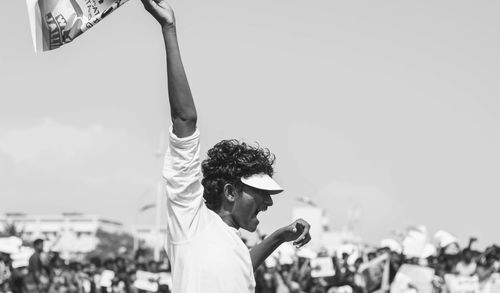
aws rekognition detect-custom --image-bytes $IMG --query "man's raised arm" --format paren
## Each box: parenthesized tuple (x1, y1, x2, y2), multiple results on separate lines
(142, 0, 197, 138)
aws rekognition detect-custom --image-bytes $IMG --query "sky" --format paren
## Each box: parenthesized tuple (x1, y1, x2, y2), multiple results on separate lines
(1, 0, 499, 248)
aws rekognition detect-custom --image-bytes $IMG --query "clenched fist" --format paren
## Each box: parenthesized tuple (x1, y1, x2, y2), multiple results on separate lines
(277, 218, 312, 248)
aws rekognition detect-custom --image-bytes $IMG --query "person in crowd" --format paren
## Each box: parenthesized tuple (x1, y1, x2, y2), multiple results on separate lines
(26, 239, 49, 293)
(255, 265, 278, 293)
(124, 270, 138, 293)
(102, 259, 115, 273)
(113, 257, 128, 293)
(455, 248, 477, 276)
(48, 255, 67, 293)
(388, 251, 403, 284)
(11, 265, 27, 293)
(0, 254, 11, 281)
(0, 253, 12, 292)
(139, 1, 312, 292)
(351, 258, 367, 293)
(475, 246, 499, 282)
(146, 261, 157, 274)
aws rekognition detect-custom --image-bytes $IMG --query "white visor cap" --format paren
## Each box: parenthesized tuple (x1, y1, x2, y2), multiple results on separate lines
(240, 173, 284, 195)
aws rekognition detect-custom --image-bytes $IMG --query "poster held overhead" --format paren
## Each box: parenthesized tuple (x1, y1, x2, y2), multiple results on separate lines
(26, 0, 130, 52)
(310, 257, 335, 278)
(390, 264, 435, 293)
(444, 274, 480, 293)
(133, 270, 159, 292)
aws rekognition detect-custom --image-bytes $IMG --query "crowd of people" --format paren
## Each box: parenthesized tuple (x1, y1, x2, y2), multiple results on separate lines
(1, 237, 500, 293)
(0, 240, 171, 293)
(255, 243, 500, 293)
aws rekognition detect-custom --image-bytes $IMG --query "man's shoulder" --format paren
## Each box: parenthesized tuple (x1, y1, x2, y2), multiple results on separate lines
(28, 252, 39, 261)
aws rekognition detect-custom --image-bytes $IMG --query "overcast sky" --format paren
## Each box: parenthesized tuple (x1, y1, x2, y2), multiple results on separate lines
(1, 0, 499, 248)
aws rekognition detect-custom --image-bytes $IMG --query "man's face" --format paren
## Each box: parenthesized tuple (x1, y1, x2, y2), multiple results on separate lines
(35, 242, 44, 253)
(232, 184, 273, 232)
(464, 251, 473, 262)
(88, 263, 97, 274)
(116, 258, 125, 269)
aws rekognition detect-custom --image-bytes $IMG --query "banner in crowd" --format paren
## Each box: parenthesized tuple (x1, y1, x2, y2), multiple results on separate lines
(401, 226, 436, 259)
(444, 274, 480, 293)
(390, 264, 435, 293)
(402, 226, 428, 258)
(327, 285, 353, 293)
(99, 269, 115, 290)
(358, 253, 390, 293)
(310, 257, 335, 278)
(0, 237, 34, 269)
(480, 273, 500, 293)
(133, 270, 172, 292)
(0, 237, 22, 255)
(434, 230, 459, 249)
(26, 0, 130, 52)
(134, 270, 159, 292)
(158, 272, 172, 288)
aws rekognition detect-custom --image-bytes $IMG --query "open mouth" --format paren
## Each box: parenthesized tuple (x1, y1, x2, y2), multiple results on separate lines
(254, 206, 268, 217)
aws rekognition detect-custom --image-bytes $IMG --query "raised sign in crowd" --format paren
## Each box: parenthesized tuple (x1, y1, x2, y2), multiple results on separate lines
(1, 229, 500, 293)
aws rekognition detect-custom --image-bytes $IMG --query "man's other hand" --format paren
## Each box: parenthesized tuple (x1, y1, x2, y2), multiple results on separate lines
(278, 219, 312, 248)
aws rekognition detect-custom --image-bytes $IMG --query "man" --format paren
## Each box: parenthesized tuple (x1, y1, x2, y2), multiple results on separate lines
(0, 253, 12, 292)
(140, 1, 312, 292)
(26, 239, 48, 293)
(455, 248, 477, 276)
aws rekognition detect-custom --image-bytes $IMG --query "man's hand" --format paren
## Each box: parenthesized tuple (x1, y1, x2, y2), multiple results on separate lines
(249, 219, 311, 271)
(141, 0, 175, 28)
(278, 218, 312, 248)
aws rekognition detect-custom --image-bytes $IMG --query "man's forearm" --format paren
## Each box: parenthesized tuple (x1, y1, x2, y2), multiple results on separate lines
(249, 230, 284, 271)
(162, 26, 197, 138)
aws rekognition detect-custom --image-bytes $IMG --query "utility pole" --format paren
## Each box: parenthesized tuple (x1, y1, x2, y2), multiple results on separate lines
(154, 180, 162, 261)
(154, 132, 166, 262)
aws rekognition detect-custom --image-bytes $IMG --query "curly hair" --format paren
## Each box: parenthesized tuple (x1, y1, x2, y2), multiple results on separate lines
(201, 139, 276, 211)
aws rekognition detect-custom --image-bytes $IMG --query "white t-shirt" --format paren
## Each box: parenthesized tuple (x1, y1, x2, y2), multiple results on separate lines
(162, 127, 256, 293)
(456, 261, 477, 276)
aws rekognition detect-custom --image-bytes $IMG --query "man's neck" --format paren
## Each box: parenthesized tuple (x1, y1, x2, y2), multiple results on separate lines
(218, 210, 239, 229)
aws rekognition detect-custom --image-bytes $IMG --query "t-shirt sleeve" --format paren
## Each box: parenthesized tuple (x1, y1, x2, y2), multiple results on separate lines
(162, 126, 209, 242)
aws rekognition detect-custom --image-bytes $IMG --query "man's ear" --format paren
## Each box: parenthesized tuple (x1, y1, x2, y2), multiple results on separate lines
(223, 183, 238, 203)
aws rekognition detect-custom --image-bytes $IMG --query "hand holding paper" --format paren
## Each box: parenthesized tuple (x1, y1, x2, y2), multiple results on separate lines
(141, 0, 175, 28)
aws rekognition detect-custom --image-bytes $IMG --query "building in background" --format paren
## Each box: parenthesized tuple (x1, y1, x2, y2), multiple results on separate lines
(0, 209, 363, 257)
(0, 212, 124, 259)
(0, 212, 123, 240)
(0, 213, 167, 250)
(131, 225, 167, 250)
